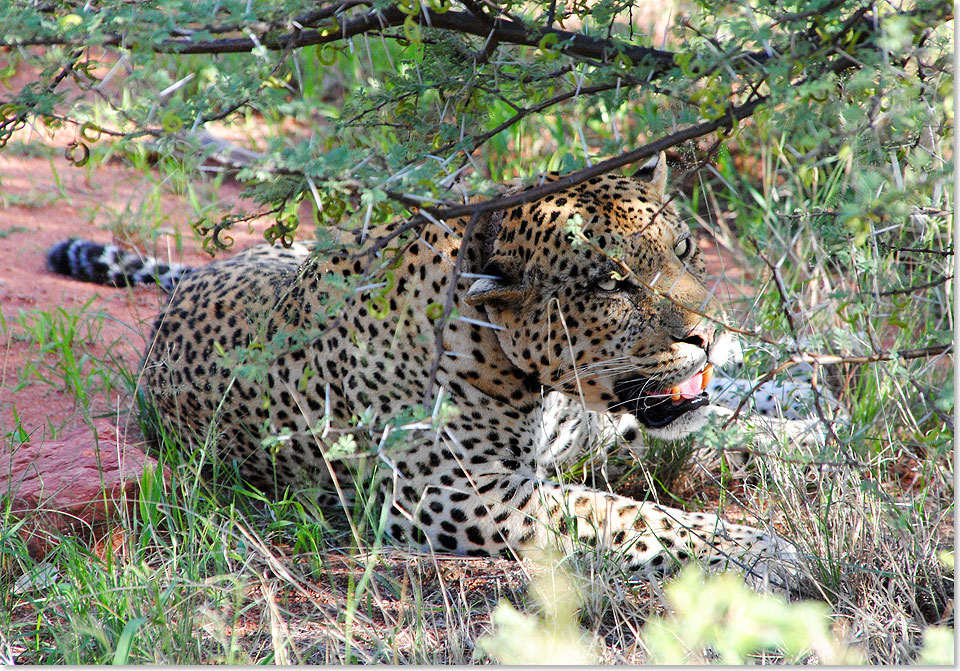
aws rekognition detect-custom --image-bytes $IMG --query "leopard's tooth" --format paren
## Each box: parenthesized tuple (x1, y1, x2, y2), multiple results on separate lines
(701, 363, 713, 390)
(670, 387, 682, 402)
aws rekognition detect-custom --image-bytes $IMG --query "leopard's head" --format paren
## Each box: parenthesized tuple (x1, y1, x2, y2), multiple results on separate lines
(465, 153, 732, 439)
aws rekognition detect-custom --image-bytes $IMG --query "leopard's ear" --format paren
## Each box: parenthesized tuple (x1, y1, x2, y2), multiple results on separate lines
(463, 258, 525, 307)
(636, 151, 668, 200)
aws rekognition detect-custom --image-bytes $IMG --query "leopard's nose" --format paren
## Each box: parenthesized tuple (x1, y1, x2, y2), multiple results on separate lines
(674, 325, 715, 353)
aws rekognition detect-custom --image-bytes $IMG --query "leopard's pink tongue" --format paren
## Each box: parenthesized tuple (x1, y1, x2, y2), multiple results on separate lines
(668, 364, 713, 402)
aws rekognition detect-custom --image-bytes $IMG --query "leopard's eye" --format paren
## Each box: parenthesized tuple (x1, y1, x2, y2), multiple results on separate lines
(597, 277, 618, 292)
(674, 235, 692, 259)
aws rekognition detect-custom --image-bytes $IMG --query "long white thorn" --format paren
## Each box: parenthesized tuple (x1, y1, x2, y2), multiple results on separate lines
(457, 315, 505, 331)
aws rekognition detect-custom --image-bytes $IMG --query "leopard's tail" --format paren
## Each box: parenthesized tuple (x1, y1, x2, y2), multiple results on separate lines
(46, 238, 190, 293)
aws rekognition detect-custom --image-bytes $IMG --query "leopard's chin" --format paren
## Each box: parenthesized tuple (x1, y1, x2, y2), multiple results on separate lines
(640, 403, 712, 440)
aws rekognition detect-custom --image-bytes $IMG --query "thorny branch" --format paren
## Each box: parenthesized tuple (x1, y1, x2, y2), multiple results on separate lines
(433, 81, 626, 157)
(2, 5, 681, 68)
(5, 0, 947, 171)
(874, 274, 953, 298)
(393, 94, 766, 222)
(377, 0, 909, 223)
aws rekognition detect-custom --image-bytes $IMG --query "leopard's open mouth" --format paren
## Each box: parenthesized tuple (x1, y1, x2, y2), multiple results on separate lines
(613, 364, 713, 429)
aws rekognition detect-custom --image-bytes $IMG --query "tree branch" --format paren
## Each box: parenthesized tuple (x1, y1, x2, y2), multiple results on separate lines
(2, 5, 680, 71)
(874, 274, 952, 298)
(400, 94, 766, 221)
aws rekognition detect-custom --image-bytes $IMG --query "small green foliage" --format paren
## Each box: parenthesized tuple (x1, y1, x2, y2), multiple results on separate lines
(328, 433, 359, 459)
(429, 398, 460, 428)
(9, 301, 126, 409)
(916, 628, 954, 666)
(564, 213, 588, 248)
(261, 427, 294, 455)
(478, 563, 597, 664)
(0, 225, 29, 237)
(641, 568, 863, 665)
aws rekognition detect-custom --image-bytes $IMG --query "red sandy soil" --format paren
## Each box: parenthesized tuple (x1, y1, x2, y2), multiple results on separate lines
(0, 126, 276, 551)
(0, 126, 753, 550)
(0, 138, 269, 442)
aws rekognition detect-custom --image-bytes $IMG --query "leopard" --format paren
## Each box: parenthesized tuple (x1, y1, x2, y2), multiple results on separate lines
(47, 153, 798, 580)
